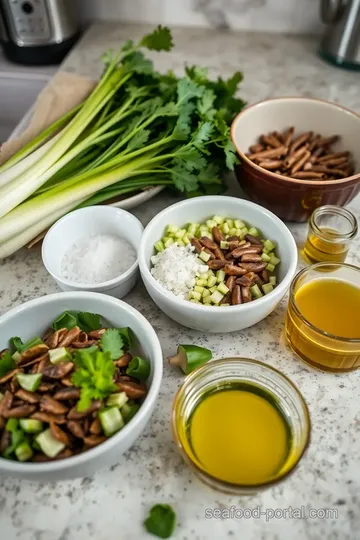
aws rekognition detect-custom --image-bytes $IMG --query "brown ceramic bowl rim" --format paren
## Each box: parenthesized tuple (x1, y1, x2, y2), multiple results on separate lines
(231, 96, 360, 187)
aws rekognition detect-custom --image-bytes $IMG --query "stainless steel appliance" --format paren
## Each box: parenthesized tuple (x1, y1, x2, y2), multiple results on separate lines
(0, 0, 79, 65)
(320, 0, 360, 69)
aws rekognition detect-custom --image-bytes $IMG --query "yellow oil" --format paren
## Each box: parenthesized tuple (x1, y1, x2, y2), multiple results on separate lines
(188, 386, 290, 485)
(286, 278, 360, 371)
(303, 227, 348, 264)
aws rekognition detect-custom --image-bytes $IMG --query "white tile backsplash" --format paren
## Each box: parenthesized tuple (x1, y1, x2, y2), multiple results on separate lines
(75, 0, 322, 34)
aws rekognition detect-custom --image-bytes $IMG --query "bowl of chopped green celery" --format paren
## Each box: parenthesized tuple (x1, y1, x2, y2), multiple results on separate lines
(139, 196, 298, 333)
(0, 292, 162, 480)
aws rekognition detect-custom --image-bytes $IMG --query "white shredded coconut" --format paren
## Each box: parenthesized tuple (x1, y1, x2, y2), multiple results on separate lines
(61, 233, 136, 284)
(151, 243, 208, 298)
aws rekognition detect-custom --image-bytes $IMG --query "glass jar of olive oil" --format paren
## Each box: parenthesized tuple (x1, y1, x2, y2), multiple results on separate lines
(303, 205, 357, 264)
(172, 358, 310, 495)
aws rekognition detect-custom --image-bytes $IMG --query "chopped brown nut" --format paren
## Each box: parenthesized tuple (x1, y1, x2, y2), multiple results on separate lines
(67, 420, 85, 439)
(31, 411, 66, 424)
(244, 234, 263, 246)
(71, 340, 98, 349)
(58, 326, 81, 348)
(50, 423, 71, 446)
(34, 354, 50, 373)
(67, 400, 102, 420)
(40, 395, 69, 415)
(241, 286, 252, 303)
(231, 246, 262, 258)
(0, 430, 11, 452)
(199, 236, 218, 251)
(38, 382, 56, 392)
(2, 404, 37, 418)
(89, 417, 102, 435)
(32, 448, 73, 462)
(207, 259, 226, 270)
(61, 377, 74, 387)
(45, 328, 68, 349)
(114, 353, 132, 368)
(232, 285, 242, 305)
(88, 328, 107, 339)
(17, 344, 49, 365)
(116, 380, 147, 399)
(0, 390, 14, 414)
(83, 435, 106, 447)
(0, 369, 22, 385)
(15, 389, 40, 404)
(190, 237, 202, 254)
(53, 387, 80, 401)
(241, 254, 262, 263)
(43, 362, 74, 379)
(239, 262, 267, 273)
(212, 226, 224, 244)
(223, 264, 247, 276)
(225, 275, 236, 293)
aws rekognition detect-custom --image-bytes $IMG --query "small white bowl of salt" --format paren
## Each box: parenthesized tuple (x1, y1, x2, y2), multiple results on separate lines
(42, 206, 143, 298)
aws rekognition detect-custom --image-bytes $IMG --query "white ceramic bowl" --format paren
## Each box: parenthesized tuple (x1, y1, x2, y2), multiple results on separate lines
(42, 206, 143, 298)
(0, 292, 163, 481)
(139, 196, 298, 333)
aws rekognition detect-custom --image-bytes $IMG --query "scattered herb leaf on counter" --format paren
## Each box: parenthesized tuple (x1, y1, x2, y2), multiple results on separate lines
(0, 351, 16, 377)
(168, 345, 212, 374)
(71, 349, 117, 411)
(144, 504, 176, 539)
(0, 25, 245, 259)
(100, 329, 125, 360)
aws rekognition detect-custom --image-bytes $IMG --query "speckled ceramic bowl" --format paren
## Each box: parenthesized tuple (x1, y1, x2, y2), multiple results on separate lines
(231, 97, 360, 222)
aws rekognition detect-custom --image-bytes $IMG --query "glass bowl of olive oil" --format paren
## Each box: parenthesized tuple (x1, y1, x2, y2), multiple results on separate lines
(171, 358, 310, 495)
(286, 262, 360, 372)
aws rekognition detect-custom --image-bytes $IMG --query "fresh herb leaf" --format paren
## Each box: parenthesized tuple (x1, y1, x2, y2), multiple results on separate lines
(144, 504, 176, 539)
(117, 328, 132, 350)
(185, 65, 208, 83)
(100, 329, 125, 360)
(9, 336, 23, 353)
(224, 139, 238, 170)
(52, 311, 78, 331)
(121, 39, 134, 52)
(197, 89, 215, 117)
(71, 349, 117, 411)
(198, 163, 221, 184)
(140, 25, 173, 52)
(177, 78, 203, 105)
(126, 130, 150, 153)
(77, 312, 102, 333)
(0, 351, 16, 377)
(171, 163, 198, 192)
(192, 122, 213, 148)
(174, 148, 206, 171)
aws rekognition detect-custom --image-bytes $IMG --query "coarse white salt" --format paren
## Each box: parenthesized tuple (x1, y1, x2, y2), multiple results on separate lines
(151, 243, 208, 299)
(61, 233, 136, 284)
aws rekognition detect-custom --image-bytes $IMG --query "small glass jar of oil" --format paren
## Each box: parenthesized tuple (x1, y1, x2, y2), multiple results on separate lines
(286, 262, 360, 372)
(172, 358, 310, 495)
(303, 205, 357, 264)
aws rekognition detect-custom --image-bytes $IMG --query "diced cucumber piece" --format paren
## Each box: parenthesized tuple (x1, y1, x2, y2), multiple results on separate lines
(269, 276, 277, 286)
(264, 239, 276, 251)
(226, 219, 234, 228)
(162, 236, 171, 244)
(121, 403, 140, 423)
(250, 284, 263, 299)
(199, 251, 211, 263)
(190, 299, 200, 303)
(166, 224, 179, 235)
(220, 241, 229, 250)
(202, 289, 211, 298)
(209, 286, 218, 294)
(203, 296, 212, 305)
(261, 253, 271, 262)
(234, 219, 246, 229)
(15, 442, 33, 462)
(213, 215, 225, 225)
(196, 278, 207, 287)
(207, 269, 215, 277)
(206, 219, 217, 229)
(269, 255, 280, 266)
(248, 227, 259, 236)
(164, 237, 175, 248)
(106, 392, 129, 409)
(16, 373, 42, 392)
(210, 290, 224, 304)
(198, 265, 208, 274)
(49, 347, 71, 365)
(176, 239, 185, 247)
(201, 231, 213, 240)
(194, 286, 204, 294)
(235, 228, 242, 237)
(263, 247, 270, 255)
(19, 419, 43, 433)
(99, 407, 125, 437)
(182, 234, 190, 245)
(217, 282, 229, 295)
(175, 228, 186, 239)
(207, 275, 217, 288)
(222, 222, 230, 234)
(36, 429, 65, 458)
(216, 269, 226, 283)
(267, 263, 275, 272)
(262, 283, 274, 295)
(241, 227, 249, 235)
(187, 223, 199, 236)
(154, 241, 164, 253)
(220, 303, 230, 307)
(190, 291, 202, 301)
(6, 418, 18, 432)
(229, 227, 237, 236)
(12, 351, 21, 362)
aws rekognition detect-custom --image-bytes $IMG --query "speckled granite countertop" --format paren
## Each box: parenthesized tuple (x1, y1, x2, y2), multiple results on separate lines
(1, 22, 360, 540)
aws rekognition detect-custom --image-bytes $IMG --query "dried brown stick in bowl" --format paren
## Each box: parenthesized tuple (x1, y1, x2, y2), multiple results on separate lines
(245, 128, 354, 181)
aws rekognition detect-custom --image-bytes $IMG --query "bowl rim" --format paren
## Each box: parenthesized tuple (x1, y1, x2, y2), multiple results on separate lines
(0, 291, 163, 473)
(138, 195, 298, 313)
(230, 96, 360, 186)
(42, 206, 143, 291)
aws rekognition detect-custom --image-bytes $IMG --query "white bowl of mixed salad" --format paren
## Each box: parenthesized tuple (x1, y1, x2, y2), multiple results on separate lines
(139, 196, 298, 333)
(0, 292, 162, 480)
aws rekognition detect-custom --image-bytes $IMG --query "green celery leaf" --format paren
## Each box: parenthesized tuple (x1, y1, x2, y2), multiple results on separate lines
(100, 329, 125, 360)
(126, 130, 150, 153)
(77, 312, 102, 333)
(52, 311, 78, 331)
(0, 351, 16, 377)
(171, 163, 198, 193)
(144, 504, 176, 539)
(140, 25, 173, 52)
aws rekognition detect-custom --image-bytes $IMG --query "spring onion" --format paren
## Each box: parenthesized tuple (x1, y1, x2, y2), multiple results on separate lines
(168, 344, 212, 374)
